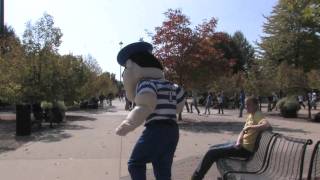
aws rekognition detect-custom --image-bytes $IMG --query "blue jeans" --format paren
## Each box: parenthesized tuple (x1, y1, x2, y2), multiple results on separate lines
(128, 122, 179, 180)
(191, 142, 252, 180)
(239, 103, 244, 117)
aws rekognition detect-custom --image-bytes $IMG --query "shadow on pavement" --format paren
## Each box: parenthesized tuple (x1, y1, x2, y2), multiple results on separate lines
(120, 155, 217, 180)
(66, 115, 97, 121)
(0, 119, 33, 154)
(179, 118, 310, 134)
(178, 119, 243, 134)
(272, 125, 309, 134)
(265, 112, 312, 122)
(0, 114, 95, 154)
(70, 106, 117, 114)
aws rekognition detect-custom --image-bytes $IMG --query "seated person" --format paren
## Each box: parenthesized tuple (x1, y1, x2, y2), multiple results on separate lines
(191, 96, 271, 180)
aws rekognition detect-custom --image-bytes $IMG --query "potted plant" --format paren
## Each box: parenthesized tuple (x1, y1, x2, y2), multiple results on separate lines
(276, 96, 300, 118)
(41, 101, 53, 122)
(314, 112, 320, 122)
(51, 101, 67, 123)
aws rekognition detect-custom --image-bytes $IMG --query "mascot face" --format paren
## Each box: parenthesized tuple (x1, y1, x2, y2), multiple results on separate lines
(122, 59, 164, 102)
(117, 42, 165, 102)
(122, 60, 139, 101)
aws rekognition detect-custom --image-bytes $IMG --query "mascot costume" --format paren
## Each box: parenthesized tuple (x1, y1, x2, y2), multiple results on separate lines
(116, 42, 185, 180)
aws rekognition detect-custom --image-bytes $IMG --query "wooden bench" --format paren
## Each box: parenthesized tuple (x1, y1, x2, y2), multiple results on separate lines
(218, 133, 313, 180)
(308, 140, 320, 180)
(217, 130, 277, 179)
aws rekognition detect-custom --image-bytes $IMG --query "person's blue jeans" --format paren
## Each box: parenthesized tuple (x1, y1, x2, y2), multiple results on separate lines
(128, 122, 179, 180)
(191, 142, 252, 180)
(239, 103, 244, 117)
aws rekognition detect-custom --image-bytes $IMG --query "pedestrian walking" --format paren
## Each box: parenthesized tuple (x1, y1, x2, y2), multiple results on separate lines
(190, 92, 200, 115)
(217, 92, 224, 114)
(239, 89, 245, 117)
(204, 92, 213, 115)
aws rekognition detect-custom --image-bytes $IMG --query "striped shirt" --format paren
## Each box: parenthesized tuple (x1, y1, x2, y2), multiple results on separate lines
(136, 79, 185, 124)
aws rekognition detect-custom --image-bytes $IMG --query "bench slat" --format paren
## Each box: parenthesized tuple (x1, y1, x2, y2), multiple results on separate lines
(225, 134, 312, 180)
(308, 141, 320, 180)
(217, 130, 277, 179)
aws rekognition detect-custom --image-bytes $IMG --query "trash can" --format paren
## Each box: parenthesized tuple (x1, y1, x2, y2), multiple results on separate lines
(16, 104, 31, 136)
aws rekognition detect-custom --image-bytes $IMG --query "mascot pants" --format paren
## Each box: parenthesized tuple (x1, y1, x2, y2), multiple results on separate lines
(128, 121, 179, 180)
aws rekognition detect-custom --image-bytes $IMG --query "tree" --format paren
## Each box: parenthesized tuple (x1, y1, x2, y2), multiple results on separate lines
(23, 12, 62, 54)
(259, 0, 320, 71)
(52, 54, 90, 105)
(21, 13, 63, 103)
(307, 69, 320, 90)
(190, 21, 231, 89)
(1, 13, 118, 107)
(231, 31, 255, 72)
(243, 61, 277, 97)
(83, 54, 102, 75)
(152, 9, 194, 88)
(152, 9, 232, 90)
(275, 62, 308, 95)
(0, 26, 26, 103)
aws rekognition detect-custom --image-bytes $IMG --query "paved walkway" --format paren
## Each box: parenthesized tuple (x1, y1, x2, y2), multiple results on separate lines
(0, 100, 319, 180)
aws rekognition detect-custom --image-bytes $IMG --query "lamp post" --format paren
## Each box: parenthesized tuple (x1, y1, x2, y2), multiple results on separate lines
(119, 41, 123, 83)
(0, 0, 4, 34)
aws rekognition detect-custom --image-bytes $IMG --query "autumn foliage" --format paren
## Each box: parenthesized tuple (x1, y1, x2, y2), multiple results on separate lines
(152, 9, 236, 90)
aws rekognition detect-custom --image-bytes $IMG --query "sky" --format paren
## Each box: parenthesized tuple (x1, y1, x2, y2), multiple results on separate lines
(5, 0, 278, 80)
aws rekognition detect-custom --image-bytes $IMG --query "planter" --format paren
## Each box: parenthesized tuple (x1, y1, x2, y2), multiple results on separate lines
(32, 103, 43, 122)
(16, 104, 31, 136)
(314, 112, 320, 122)
(43, 108, 51, 122)
(280, 108, 298, 118)
(51, 107, 65, 123)
(277, 97, 300, 118)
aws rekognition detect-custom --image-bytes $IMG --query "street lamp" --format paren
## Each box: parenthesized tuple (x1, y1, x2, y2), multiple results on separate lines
(0, 0, 4, 34)
(119, 41, 123, 83)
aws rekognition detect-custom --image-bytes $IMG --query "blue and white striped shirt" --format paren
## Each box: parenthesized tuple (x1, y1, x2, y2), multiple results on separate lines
(136, 79, 185, 124)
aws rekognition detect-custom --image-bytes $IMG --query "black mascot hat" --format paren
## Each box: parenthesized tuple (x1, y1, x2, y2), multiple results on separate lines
(117, 42, 163, 70)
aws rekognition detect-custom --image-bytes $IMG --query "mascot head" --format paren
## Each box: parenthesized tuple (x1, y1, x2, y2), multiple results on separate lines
(117, 42, 164, 101)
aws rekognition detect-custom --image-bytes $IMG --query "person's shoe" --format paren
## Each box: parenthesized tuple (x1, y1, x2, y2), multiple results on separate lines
(190, 173, 202, 180)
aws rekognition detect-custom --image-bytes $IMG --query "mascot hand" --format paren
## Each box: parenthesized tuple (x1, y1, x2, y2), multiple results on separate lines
(115, 121, 130, 136)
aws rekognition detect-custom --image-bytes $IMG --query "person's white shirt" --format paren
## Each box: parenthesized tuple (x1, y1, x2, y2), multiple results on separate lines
(312, 92, 317, 101)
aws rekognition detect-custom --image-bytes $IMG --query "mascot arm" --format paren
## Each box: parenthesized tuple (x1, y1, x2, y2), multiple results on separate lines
(116, 92, 157, 136)
(176, 98, 185, 114)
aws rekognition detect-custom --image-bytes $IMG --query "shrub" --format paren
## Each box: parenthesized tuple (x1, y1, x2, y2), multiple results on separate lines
(40, 101, 53, 109)
(40, 101, 66, 124)
(277, 97, 300, 118)
(54, 101, 67, 111)
(51, 101, 66, 123)
(314, 112, 320, 122)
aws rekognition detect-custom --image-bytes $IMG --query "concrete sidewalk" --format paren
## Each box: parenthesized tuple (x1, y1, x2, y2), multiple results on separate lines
(0, 100, 319, 180)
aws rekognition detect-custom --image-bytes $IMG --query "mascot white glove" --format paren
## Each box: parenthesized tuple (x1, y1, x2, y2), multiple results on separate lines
(116, 91, 157, 136)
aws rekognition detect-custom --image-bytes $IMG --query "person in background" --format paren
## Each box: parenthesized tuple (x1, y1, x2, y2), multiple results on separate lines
(298, 95, 305, 109)
(312, 91, 317, 110)
(270, 92, 278, 111)
(239, 89, 245, 117)
(204, 92, 213, 115)
(190, 91, 201, 115)
(217, 92, 224, 114)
